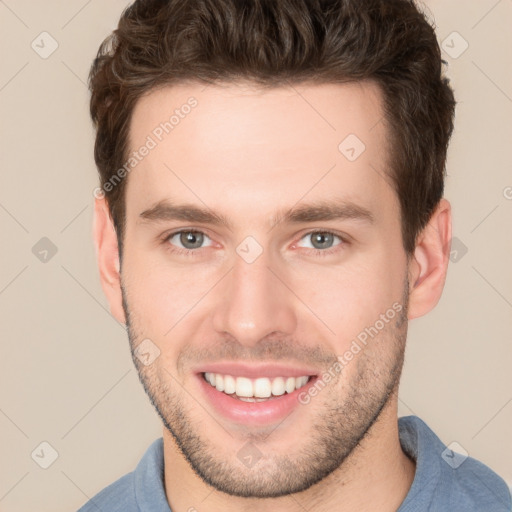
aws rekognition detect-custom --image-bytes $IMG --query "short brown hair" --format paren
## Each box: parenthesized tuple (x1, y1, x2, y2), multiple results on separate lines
(89, 0, 456, 256)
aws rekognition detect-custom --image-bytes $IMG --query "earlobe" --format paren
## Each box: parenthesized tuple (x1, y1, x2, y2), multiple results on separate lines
(93, 197, 126, 324)
(407, 198, 452, 320)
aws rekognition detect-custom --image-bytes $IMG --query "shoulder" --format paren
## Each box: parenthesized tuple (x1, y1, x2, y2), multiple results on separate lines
(76, 438, 167, 512)
(442, 455, 511, 511)
(76, 472, 137, 512)
(398, 416, 511, 511)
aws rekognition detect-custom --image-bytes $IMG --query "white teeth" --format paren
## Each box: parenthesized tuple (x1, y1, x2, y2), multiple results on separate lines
(215, 373, 224, 392)
(285, 377, 296, 393)
(271, 377, 286, 396)
(235, 377, 254, 397)
(224, 374, 236, 394)
(254, 378, 272, 398)
(204, 372, 311, 398)
(296, 376, 309, 388)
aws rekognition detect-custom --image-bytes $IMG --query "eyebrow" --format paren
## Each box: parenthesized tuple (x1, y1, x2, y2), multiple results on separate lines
(138, 198, 375, 230)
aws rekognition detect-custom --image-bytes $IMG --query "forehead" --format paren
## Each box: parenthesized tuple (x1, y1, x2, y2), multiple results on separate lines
(126, 81, 396, 224)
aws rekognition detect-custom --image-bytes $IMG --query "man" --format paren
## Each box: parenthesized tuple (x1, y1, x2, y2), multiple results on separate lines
(80, 0, 511, 510)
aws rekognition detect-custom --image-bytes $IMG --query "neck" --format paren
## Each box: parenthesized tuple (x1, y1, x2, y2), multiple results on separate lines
(163, 396, 415, 512)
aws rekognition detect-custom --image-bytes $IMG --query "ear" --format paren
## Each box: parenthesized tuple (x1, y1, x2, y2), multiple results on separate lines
(407, 198, 452, 320)
(93, 197, 126, 324)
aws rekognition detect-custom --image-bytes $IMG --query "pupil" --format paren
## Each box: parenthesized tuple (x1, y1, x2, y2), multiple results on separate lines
(313, 232, 332, 249)
(181, 231, 203, 249)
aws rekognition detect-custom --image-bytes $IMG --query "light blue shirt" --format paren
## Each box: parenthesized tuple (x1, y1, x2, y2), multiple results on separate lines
(77, 415, 511, 511)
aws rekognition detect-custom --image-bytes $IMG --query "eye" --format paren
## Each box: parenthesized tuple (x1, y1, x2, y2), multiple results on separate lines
(162, 229, 347, 258)
(296, 230, 345, 255)
(165, 230, 213, 253)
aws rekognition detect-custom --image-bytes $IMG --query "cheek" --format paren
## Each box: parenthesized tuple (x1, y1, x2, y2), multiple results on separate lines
(122, 247, 217, 336)
(301, 247, 406, 344)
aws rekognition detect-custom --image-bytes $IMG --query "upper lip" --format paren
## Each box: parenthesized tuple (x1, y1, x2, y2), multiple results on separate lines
(194, 362, 319, 379)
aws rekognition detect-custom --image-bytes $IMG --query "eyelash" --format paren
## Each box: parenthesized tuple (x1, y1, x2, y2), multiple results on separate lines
(161, 229, 348, 258)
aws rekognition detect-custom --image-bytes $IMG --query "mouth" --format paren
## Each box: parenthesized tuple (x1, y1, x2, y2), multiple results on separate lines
(202, 372, 312, 402)
(194, 363, 319, 425)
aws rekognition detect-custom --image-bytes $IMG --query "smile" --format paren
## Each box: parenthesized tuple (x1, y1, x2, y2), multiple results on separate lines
(203, 372, 311, 402)
(196, 363, 319, 425)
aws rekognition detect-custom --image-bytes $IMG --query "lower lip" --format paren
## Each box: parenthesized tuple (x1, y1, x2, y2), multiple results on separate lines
(197, 374, 317, 426)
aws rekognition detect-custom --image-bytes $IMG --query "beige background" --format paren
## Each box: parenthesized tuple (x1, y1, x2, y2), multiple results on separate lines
(0, 1, 511, 511)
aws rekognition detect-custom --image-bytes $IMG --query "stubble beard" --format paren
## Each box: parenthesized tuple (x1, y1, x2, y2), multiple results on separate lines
(121, 281, 409, 498)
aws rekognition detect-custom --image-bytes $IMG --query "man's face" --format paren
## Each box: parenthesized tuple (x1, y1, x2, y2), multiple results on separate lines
(120, 81, 411, 497)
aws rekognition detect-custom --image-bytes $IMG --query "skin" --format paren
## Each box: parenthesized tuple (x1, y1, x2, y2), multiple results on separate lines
(94, 80, 452, 512)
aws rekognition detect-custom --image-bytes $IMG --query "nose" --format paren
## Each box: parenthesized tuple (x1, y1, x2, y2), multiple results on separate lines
(212, 247, 297, 347)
